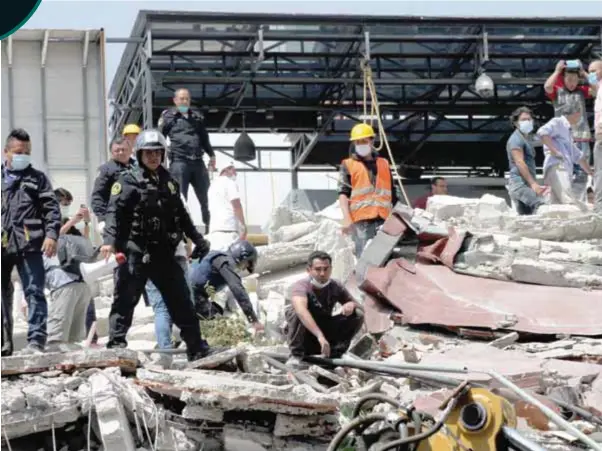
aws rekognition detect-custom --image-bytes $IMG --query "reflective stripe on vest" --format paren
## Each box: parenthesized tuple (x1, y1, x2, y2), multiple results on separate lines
(343, 157, 393, 222)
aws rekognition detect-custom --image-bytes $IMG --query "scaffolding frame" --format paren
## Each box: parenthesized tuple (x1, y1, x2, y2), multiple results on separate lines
(108, 11, 602, 182)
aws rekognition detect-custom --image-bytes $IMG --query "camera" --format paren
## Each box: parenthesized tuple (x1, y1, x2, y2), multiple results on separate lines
(475, 73, 495, 98)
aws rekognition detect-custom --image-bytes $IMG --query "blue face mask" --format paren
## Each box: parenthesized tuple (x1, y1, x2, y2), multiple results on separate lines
(10, 154, 31, 171)
(177, 105, 189, 114)
(588, 72, 599, 86)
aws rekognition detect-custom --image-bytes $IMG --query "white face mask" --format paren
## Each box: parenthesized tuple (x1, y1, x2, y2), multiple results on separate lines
(60, 205, 70, 217)
(355, 144, 372, 157)
(228, 174, 237, 182)
(518, 120, 534, 135)
(310, 277, 331, 289)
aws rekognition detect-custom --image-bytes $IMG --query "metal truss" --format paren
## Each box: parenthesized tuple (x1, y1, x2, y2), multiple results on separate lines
(107, 11, 602, 176)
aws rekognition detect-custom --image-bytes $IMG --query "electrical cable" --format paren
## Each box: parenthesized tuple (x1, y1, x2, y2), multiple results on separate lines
(372, 394, 459, 451)
(352, 393, 402, 418)
(326, 413, 389, 451)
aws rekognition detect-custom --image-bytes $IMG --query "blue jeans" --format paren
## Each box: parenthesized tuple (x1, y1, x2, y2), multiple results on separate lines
(1, 252, 48, 348)
(351, 218, 384, 257)
(507, 179, 545, 216)
(146, 256, 191, 349)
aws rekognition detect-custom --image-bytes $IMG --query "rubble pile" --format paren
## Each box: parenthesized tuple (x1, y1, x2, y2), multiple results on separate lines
(2, 193, 602, 450)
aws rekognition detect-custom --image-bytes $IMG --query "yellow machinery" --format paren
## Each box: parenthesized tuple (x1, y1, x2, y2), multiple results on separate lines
(418, 387, 517, 451)
(327, 383, 548, 451)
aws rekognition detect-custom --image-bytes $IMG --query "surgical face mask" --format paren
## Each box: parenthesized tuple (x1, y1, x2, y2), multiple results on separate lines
(60, 205, 70, 217)
(518, 120, 534, 135)
(228, 174, 237, 182)
(588, 72, 599, 86)
(310, 277, 331, 289)
(177, 105, 189, 114)
(10, 154, 31, 171)
(355, 144, 372, 157)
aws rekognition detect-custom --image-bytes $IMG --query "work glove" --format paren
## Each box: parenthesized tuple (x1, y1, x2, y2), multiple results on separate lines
(190, 238, 210, 261)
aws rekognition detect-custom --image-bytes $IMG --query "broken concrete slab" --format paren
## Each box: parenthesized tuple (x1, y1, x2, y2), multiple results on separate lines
(136, 368, 339, 415)
(256, 239, 315, 274)
(189, 346, 247, 369)
(1, 348, 139, 376)
(89, 372, 136, 451)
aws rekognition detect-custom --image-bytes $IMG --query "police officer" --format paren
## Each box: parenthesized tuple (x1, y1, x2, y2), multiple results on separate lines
(2, 128, 61, 355)
(91, 136, 136, 231)
(158, 88, 215, 233)
(99, 129, 212, 361)
(190, 240, 264, 333)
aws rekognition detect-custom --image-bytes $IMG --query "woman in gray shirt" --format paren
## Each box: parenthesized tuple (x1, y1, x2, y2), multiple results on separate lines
(505, 106, 547, 215)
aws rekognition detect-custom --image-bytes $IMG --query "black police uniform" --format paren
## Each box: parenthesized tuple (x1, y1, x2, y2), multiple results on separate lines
(189, 250, 258, 323)
(158, 108, 214, 229)
(1, 163, 61, 354)
(90, 158, 136, 223)
(103, 165, 210, 360)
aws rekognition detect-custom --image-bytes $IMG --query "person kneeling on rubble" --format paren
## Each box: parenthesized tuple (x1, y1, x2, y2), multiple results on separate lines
(189, 239, 264, 333)
(285, 251, 363, 367)
(99, 129, 213, 362)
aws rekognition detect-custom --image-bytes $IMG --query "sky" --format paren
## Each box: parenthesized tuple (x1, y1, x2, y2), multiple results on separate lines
(20, 0, 602, 225)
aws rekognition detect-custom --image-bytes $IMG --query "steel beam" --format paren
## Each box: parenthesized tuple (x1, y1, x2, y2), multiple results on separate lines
(151, 30, 600, 44)
(144, 11, 596, 27)
(151, 49, 596, 60)
(160, 75, 547, 85)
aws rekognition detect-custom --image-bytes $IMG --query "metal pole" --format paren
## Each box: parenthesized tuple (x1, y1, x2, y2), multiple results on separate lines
(7, 36, 15, 130)
(490, 371, 602, 451)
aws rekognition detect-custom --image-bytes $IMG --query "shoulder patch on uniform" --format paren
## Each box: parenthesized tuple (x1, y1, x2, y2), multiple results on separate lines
(111, 182, 122, 196)
(167, 181, 176, 194)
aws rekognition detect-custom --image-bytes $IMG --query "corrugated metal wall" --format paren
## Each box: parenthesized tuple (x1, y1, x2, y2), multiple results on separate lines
(1, 29, 107, 242)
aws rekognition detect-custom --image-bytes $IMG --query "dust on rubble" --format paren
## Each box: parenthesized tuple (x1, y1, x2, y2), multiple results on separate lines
(2, 195, 601, 450)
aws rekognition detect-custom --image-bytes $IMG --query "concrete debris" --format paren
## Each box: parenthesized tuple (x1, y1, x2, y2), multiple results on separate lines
(3, 197, 602, 450)
(1, 348, 139, 376)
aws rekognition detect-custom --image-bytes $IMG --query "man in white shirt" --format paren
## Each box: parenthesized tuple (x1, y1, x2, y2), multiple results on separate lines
(207, 161, 247, 251)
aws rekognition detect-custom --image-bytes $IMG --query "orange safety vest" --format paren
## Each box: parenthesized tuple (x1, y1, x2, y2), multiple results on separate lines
(343, 157, 393, 223)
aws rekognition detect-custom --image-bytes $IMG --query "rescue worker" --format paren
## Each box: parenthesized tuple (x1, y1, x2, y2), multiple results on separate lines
(189, 240, 264, 333)
(158, 88, 216, 233)
(338, 123, 398, 257)
(99, 129, 212, 361)
(122, 123, 141, 150)
(91, 136, 136, 231)
(1, 128, 61, 355)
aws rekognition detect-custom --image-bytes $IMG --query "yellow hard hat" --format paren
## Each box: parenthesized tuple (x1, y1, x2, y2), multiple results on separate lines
(350, 123, 375, 141)
(123, 124, 141, 136)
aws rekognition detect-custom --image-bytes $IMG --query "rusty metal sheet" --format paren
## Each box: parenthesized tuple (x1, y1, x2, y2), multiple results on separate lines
(361, 259, 602, 336)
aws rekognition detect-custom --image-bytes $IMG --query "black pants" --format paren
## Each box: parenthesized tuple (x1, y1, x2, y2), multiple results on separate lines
(285, 309, 364, 358)
(107, 250, 208, 360)
(170, 159, 210, 229)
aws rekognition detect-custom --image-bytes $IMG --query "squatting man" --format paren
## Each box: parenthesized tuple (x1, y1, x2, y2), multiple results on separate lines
(285, 251, 364, 367)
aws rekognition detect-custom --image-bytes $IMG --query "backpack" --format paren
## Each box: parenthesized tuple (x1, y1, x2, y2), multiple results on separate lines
(56, 234, 97, 278)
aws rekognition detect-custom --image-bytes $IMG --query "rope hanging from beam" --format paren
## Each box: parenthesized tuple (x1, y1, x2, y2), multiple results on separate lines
(361, 59, 411, 206)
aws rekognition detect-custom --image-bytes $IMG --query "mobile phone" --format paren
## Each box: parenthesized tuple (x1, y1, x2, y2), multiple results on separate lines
(565, 60, 580, 70)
